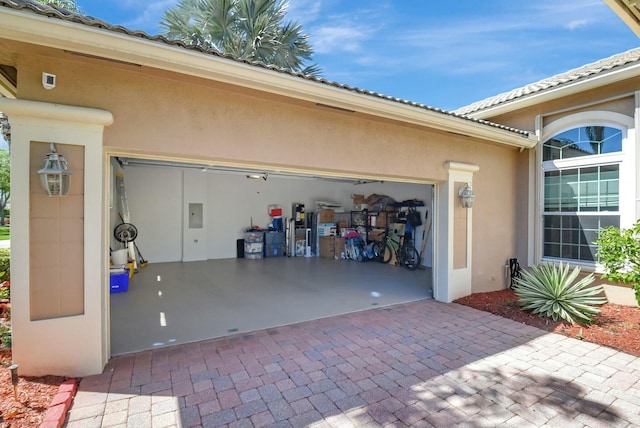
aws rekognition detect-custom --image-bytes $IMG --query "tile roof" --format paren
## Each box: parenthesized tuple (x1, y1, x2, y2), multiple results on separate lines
(455, 47, 640, 116)
(0, 0, 533, 138)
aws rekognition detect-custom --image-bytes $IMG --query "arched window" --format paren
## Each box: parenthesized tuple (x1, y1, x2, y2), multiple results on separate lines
(541, 123, 624, 263)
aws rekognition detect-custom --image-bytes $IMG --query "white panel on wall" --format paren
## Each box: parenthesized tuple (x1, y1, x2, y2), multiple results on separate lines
(183, 170, 208, 261)
(122, 166, 183, 263)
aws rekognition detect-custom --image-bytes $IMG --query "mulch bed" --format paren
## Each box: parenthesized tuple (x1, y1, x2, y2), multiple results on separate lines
(0, 348, 72, 427)
(454, 289, 640, 357)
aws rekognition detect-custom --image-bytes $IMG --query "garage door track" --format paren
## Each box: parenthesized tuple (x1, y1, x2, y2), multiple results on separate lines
(65, 299, 639, 427)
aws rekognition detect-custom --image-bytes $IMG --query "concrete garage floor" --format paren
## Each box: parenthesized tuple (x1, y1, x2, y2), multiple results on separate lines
(110, 257, 432, 356)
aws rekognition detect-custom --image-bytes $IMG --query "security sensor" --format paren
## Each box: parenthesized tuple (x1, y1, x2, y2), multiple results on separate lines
(42, 72, 56, 90)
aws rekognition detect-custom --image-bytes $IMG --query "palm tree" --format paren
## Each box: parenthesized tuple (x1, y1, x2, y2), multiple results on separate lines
(35, 0, 81, 13)
(160, 0, 320, 75)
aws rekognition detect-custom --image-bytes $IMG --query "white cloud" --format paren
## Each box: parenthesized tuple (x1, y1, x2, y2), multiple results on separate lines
(115, 0, 178, 34)
(312, 25, 368, 54)
(566, 19, 589, 30)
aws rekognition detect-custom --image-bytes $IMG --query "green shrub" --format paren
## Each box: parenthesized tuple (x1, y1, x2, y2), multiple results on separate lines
(594, 221, 640, 307)
(0, 248, 8, 283)
(0, 322, 10, 348)
(513, 262, 607, 325)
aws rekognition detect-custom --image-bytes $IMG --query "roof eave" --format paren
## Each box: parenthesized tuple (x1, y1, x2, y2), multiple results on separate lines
(0, 7, 536, 149)
(465, 61, 640, 120)
(603, 0, 640, 37)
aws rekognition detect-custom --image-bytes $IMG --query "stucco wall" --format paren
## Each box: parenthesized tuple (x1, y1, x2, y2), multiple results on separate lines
(10, 41, 522, 294)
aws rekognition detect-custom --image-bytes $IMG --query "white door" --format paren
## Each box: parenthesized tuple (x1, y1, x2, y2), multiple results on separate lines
(183, 170, 208, 261)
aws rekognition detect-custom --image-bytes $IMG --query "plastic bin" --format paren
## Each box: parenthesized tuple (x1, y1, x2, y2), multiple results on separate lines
(244, 232, 264, 243)
(110, 269, 129, 293)
(265, 244, 285, 257)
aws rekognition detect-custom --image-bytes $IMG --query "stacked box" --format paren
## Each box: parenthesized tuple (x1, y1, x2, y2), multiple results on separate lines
(245, 252, 263, 260)
(369, 229, 385, 242)
(244, 232, 264, 243)
(244, 232, 264, 259)
(334, 236, 345, 257)
(319, 209, 335, 223)
(318, 223, 336, 236)
(319, 236, 335, 258)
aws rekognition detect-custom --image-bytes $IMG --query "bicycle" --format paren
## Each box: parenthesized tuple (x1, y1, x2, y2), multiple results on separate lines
(373, 226, 421, 270)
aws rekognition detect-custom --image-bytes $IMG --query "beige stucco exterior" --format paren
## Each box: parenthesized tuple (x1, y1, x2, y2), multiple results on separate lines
(0, 8, 537, 375)
(477, 78, 639, 269)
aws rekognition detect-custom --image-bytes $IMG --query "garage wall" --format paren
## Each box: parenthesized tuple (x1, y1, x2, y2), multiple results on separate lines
(118, 165, 432, 264)
(14, 41, 518, 294)
(115, 165, 183, 262)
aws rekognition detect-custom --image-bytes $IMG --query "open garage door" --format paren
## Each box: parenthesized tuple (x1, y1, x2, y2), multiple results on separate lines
(108, 156, 435, 355)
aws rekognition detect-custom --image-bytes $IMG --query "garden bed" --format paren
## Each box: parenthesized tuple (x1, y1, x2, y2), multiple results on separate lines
(454, 289, 640, 357)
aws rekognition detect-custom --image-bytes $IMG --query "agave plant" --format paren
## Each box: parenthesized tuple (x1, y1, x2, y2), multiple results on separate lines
(513, 262, 607, 325)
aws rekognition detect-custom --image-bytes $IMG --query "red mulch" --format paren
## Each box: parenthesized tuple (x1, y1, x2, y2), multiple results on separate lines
(454, 289, 640, 357)
(0, 348, 71, 427)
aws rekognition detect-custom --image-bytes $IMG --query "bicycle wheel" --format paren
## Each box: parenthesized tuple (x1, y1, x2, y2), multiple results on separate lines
(375, 241, 393, 264)
(400, 246, 421, 270)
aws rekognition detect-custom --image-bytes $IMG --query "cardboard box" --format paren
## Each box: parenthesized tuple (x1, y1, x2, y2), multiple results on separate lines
(318, 223, 337, 236)
(369, 229, 386, 242)
(319, 236, 335, 258)
(334, 236, 345, 257)
(319, 208, 335, 223)
(353, 203, 368, 211)
(351, 194, 365, 204)
(376, 212, 396, 227)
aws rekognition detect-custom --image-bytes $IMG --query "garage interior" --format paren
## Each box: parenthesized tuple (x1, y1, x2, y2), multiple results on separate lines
(108, 157, 435, 355)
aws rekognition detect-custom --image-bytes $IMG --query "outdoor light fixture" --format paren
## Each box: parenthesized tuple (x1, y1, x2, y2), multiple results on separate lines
(458, 183, 475, 208)
(37, 143, 72, 197)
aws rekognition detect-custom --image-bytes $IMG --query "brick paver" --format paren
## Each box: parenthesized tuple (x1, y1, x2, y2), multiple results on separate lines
(65, 300, 640, 427)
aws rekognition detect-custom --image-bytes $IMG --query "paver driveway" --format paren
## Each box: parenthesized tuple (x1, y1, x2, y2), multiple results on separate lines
(65, 300, 640, 427)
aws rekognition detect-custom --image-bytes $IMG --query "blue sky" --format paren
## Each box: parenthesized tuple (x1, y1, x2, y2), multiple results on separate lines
(75, 1, 638, 111)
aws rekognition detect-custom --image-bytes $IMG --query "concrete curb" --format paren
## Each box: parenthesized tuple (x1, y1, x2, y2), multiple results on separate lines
(40, 379, 78, 428)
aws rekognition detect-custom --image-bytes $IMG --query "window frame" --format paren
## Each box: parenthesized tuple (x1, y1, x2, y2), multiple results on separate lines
(536, 110, 635, 270)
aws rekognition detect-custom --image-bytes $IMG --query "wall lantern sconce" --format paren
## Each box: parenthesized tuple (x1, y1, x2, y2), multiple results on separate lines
(38, 143, 72, 197)
(458, 183, 475, 208)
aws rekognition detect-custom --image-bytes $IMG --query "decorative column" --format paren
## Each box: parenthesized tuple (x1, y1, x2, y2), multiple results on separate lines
(0, 98, 112, 376)
(434, 161, 479, 303)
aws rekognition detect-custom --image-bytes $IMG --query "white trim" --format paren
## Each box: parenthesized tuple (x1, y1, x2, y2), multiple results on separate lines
(443, 161, 480, 173)
(529, 114, 543, 267)
(0, 98, 113, 125)
(541, 110, 634, 141)
(434, 162, 478, 303)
